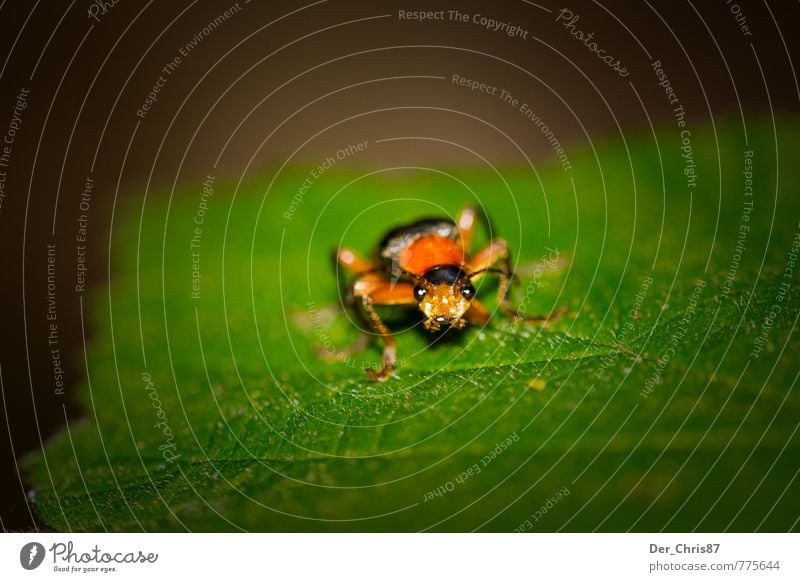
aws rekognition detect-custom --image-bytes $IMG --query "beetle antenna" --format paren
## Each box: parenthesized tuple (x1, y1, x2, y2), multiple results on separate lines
(397, 268, 426, 284)
(388, 267, 426, 289)
(466, 267, 507, 279)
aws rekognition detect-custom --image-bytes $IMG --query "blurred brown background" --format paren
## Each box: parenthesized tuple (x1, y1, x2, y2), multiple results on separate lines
(0, 0, 798, 531)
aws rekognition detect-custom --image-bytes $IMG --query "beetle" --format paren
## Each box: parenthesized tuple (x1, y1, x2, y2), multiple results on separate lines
(333, 204, 565, 381)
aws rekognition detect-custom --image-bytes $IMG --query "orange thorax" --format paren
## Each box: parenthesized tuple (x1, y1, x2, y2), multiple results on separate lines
(399, 235, 465, 276)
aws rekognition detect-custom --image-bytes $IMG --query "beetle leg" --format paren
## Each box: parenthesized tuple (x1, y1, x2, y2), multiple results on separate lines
(467, 239, 566, 324)
(332, 273, 386, 359)
(325, 257, 398, 365)
(324, 246, 373, 358)
(314, 332, 370, 361)
(466, 239, 510, 280)
(456, 205, 479, 253)
(352, 278, 416, 382)
(465, 299, 491, 325)
(367, 281, 417, 306)
(336, 246, 377, 275)
(467, 239, 519, 314)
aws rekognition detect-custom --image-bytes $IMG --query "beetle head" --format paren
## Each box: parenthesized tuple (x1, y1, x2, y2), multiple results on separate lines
(413, 265, 476, 332)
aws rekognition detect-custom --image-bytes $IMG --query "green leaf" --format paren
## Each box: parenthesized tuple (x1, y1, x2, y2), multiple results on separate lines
(25, 118, 800, 531)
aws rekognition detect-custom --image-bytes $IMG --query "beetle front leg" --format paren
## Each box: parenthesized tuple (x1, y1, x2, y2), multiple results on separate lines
(354, 279, 416, 381)
(466, 238, 516, 314)
(465, 299, 491, 325)
(359, 296, 398, 381)
(314, 332, 370, 361)
(467, 239, 566, 324)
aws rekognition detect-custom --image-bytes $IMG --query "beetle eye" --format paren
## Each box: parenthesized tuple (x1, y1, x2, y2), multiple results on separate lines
(414, 285, 427, 301)
(461, 284, 475, 299)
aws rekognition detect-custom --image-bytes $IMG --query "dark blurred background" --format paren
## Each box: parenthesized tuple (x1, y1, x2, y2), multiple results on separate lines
(0, 0, 798, 531)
